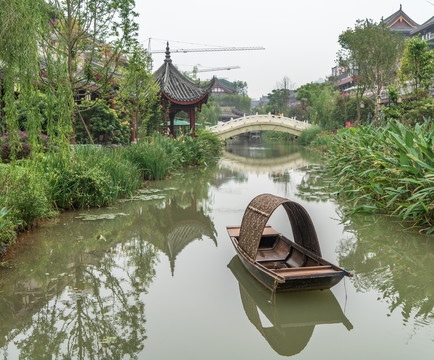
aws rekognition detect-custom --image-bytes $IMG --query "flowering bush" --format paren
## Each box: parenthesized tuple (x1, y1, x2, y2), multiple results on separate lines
(0, 131, 28, 144)
(0, 131, 51, 162)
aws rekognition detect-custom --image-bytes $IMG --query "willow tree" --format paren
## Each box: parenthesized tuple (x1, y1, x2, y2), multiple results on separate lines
(41, 0, 139, 142)
(338, 20, 405, 125)
(0, 0, 71, 154)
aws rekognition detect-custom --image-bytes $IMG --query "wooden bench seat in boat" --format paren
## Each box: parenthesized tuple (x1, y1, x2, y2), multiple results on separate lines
(272, 265, 337, 278)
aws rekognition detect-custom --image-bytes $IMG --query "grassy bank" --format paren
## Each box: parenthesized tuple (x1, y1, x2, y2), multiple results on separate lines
(322, 121, 433, 233)
(0, 130, 223, 255)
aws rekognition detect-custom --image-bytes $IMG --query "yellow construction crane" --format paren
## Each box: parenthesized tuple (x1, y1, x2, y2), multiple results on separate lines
(147, 38, 264, 71)
(189, 65, 241, 74)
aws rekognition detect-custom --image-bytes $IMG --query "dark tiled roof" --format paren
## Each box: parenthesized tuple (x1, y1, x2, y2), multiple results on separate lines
(153, 43, 215, 103)
(214, 78, 237, 93)
(383, 6, 419, 28)
(411, 16, 434, 35)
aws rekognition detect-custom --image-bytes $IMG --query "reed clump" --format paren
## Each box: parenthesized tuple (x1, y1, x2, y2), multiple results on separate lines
(326, 120, 434, 233)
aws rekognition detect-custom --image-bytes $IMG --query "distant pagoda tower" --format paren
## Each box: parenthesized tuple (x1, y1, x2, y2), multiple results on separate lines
(153, 42, 215, 136)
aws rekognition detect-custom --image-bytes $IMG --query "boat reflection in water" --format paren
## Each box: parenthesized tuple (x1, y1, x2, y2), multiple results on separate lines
(228, 256, 353, 356)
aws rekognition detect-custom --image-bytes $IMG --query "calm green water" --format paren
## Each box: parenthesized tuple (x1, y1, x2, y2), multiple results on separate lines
(0, 139, 433, 359)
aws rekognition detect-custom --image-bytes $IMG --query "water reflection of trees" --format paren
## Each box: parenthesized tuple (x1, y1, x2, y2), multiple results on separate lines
(1, 238, 157, 359)
(296, 164, 333, 203)
(337, 216, 434, 330)
(0, 166, 219, 359)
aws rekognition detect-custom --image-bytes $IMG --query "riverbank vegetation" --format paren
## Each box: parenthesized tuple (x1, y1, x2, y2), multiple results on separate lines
(0, 1, 224, 254)
(325, 121, 433, 234)
(293, 24, 434, 234)
(0, 131, 223, 254)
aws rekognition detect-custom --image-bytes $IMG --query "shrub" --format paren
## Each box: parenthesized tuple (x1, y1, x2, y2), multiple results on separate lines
(0, 163, 54, 228)
(262, 131, 296, 141)
(76, 100, 131, 145)
(298, 125, 323, 145)
(181, 129, 223, 165)
(0, 142, 32, 162)
(0, 207, 16, 250)
(311, 131, 334, 150)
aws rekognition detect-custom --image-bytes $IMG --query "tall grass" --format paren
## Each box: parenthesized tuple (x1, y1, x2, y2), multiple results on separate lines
(327, 120, 434, 233)
(72, 146, 141, 199)
(121, 134, 180, 180)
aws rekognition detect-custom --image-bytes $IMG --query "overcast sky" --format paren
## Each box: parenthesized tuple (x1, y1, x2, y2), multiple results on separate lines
(136, 0, 433, 99)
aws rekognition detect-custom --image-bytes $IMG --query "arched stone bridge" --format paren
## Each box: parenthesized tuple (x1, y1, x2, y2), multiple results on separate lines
(208, 113, 311, 140)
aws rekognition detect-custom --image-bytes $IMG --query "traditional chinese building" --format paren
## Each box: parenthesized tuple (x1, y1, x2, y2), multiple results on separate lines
(153, 43, 215, 136)
(383, 5, 419, 38)
(211, 78, 237, 96)
(332, 5, 433, 94)
(411, 16, 434, 49)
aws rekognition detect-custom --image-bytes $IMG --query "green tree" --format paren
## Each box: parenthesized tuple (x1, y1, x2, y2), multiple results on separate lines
(41, 0, 139, 141)
(117, 43, 159, 140)
(197, 97, 221, 126)
(0, 0, 72, 155)
(337, 19, 405, 124)
(295, 82, 327, 110)
(309, 86, 335, 129)
(232, 80, 248, 96)
(267, 88, 290, 114)
(399, 36, 434, 96)
(267, 77, 295, 115)
(295, 82, 336, 126)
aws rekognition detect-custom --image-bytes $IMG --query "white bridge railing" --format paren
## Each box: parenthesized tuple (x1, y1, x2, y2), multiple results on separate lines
(208, 113, 311, 137)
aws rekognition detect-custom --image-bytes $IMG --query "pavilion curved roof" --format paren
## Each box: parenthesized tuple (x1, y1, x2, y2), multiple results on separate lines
(154, 43, 215, 104)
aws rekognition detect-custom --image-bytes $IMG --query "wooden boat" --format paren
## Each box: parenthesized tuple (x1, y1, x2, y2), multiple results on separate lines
(227, 193, 352, 292)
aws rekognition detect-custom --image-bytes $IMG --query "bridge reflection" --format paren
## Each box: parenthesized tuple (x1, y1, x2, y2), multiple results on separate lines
(219, 150, 310, 175)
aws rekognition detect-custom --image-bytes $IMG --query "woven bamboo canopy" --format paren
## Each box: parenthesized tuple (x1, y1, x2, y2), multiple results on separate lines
(238, 194, 321, 260)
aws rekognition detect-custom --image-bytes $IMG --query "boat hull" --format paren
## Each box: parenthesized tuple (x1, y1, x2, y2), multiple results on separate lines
(235, 250, 344, 292)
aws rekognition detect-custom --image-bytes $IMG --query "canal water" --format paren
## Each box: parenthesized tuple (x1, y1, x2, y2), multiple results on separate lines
(0, 139, 433, 359)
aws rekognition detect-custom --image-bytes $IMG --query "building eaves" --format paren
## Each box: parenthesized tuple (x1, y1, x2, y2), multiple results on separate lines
(411, 16, 434, 35)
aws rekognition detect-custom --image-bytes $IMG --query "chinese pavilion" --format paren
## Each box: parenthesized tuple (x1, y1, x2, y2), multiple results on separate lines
(154, 43, 215, 136)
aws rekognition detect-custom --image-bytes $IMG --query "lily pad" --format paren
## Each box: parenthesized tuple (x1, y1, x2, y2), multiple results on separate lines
(76, 213, 128, 221)
(119, 194, 165, 202)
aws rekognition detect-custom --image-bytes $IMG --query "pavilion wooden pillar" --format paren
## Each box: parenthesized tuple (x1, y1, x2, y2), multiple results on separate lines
(189, 108, 196, 135)
(162, 99, 169, 135)
(169, 112, 176, 137)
